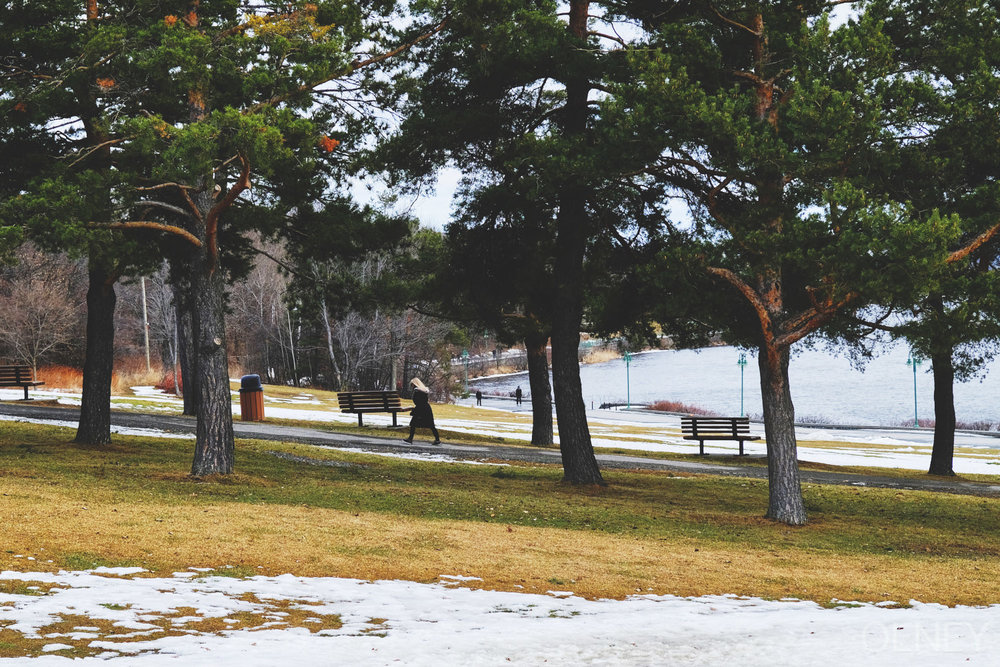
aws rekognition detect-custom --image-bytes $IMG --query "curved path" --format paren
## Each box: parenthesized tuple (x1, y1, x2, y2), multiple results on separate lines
(2, 401, 999, 499)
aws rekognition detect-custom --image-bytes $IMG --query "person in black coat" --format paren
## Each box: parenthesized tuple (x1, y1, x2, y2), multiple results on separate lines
(404, 378, 440, 445)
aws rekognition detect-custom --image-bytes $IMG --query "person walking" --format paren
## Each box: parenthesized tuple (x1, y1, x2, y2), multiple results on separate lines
(515, 386, 522, 406)
(404, 378, 440, 445)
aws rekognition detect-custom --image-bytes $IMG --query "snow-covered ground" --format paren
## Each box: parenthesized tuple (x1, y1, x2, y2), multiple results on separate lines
(4, 386, 1000, 664)
(1, 568, 996, 666)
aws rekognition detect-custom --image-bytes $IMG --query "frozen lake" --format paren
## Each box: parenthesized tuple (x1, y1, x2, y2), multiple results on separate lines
(469, 344, 1000, 428)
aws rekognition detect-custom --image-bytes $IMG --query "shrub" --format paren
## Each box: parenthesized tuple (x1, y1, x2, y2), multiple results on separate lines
(648, 400, 718, 416)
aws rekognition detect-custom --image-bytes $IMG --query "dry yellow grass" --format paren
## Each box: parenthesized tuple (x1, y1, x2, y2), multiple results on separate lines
(2, 484, 998, 607)
(39, 361, 169, 395)
(580, 348, 621, 364)
(2, 418, 1000, 610)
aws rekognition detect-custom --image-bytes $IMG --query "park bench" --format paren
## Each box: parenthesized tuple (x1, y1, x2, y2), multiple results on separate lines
(336, 390, 412, 427)
(0, 365, 44, 400)
(681, 416, 759, 456)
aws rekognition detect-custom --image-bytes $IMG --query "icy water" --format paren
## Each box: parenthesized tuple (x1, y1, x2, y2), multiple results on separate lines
(469, 344, 1000, 427)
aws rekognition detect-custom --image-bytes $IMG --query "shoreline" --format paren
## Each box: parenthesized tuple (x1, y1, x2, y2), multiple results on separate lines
(467, 346, 1000, 430)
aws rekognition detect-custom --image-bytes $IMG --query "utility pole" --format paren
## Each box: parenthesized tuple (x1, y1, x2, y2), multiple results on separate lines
(141, 277, 151, 373)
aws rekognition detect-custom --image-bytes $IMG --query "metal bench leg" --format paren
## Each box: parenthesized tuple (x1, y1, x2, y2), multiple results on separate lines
(391, 412, 398, 427)
(357, 413, 363, 427)
(699, 440, 705, 456)
(738, 440, 745, 456)
(22, 386, 28, 401)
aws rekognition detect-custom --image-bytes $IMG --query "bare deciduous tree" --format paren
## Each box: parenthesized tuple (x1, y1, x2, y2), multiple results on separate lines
(0, 246, 86, 374)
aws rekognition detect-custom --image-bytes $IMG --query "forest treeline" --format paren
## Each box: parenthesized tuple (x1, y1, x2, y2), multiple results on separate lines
(0, 241, 467, 397)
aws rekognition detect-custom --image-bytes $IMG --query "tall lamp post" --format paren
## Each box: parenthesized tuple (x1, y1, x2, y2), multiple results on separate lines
(737, 352, 747, 417)
(461, 349, 470, 393)
(624, 350, 632, 409)
(906, 352, 921, 427)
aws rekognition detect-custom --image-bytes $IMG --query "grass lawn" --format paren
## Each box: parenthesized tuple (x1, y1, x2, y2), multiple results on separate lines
(2, 419, 1000, 609)
(109, 381, 1000, 484)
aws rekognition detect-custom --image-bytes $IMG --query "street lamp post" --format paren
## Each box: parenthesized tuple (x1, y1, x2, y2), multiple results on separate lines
(906, 352, 921, 427)
(624, 350, 632, 409)
(737, 352, 747, 417)
(461, 349, 470, 393)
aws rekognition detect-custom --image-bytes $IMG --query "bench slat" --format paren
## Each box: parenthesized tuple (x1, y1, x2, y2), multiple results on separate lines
(337, 390, 412, 427)
(681, 416, 758, 456)
(0, 364, 44, 399)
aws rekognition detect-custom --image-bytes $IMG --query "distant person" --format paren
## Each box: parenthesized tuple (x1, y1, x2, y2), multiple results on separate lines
(404, 378, 440, 445)
(515, 386, 522, 406)
(476, 389, 482, 406)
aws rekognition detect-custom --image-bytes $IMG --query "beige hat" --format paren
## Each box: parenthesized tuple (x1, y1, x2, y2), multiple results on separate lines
(410, 378, 429, 393)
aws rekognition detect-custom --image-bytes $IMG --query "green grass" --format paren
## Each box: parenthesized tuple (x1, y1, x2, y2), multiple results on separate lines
(60, 552, 136, 571)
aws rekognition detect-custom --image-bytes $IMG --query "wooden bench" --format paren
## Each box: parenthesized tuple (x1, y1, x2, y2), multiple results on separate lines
(0, 365, 44, 400)
(681, 416, 759, 456)
(337, 390, 412, 427)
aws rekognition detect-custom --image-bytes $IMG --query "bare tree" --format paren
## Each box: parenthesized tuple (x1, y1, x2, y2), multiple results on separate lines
(0, 246, 86, 374)
(227, 239, 292, 381)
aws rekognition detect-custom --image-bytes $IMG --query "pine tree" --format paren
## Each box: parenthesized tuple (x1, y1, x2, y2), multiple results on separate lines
(849, 0, 1000, 476)
(2, 0, 441, 473)
(383, 0, 683, 483)
(624, 2, 1000, 523)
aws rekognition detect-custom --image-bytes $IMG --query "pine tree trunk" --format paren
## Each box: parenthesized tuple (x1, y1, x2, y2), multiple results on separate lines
(551, 192, 603, 483)
(929, 348, 956, 476)
(525, 330, 553, 447)
(74, 7, 116, 446)
(186, 184, 235, 476)
(189, 251, 235, 476)
(551, 180, 602, 482)
(74, 263, 116, 445)
(758, 344, 807, 525)
(175, 290, 197, 416)
(549, 0, 603, 485)
(551, 323, 602, 483)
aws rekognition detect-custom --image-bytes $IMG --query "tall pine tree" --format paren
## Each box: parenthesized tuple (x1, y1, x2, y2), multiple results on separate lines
(3, 0, 440, 473)
(623, 1, 1000, 522)
(384, 0, 682, 483)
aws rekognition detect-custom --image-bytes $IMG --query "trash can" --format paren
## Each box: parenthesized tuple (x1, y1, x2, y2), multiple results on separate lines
(239, 374, 265, 421)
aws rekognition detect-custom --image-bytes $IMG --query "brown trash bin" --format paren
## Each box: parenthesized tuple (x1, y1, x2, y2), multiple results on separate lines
(239, 374, 265, 421)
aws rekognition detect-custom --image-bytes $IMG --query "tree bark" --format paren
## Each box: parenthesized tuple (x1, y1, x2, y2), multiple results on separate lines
(187, 184, 235, 476)
(548, 0, 604, 485)
(74, 2, 117, 446)
(551, 316, 602, 483)
(189, 241, 235, 476)
(758, 344, 807, 525)
(175, 287, 198, 416)
(74, 262, 117, 445)
(525, 330, 553, 447)
(551, 182, 603, 482)
(929, 347, 956, 476)
(551, 190, 603, 482)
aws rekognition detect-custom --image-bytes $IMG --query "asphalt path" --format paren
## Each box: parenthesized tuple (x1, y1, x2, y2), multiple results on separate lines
(2, 401, 1000, 499)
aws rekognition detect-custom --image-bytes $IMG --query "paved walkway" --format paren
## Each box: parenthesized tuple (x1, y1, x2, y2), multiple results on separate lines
(2, 402, 1000, 499)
